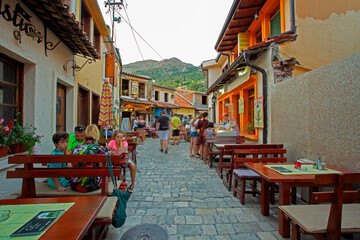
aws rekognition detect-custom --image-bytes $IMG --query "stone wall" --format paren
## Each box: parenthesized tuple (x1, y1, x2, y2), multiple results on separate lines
(270, 53, 360, 171)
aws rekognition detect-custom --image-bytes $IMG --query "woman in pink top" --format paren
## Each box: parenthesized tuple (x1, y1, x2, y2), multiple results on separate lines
(108, 130, 136, 192)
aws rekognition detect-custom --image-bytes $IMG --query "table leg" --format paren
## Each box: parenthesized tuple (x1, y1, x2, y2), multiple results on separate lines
(279, 183, 291, 237)
(261, 178, 270, 216)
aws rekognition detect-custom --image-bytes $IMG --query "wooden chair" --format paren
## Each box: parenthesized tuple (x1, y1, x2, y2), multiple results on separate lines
(278, 173, 360, 240)
(206, 136, 245, 169)
(223, 144, 284, 190)
(232, 147, 286, 205)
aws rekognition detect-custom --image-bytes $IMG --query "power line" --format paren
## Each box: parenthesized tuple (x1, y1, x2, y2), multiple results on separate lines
(122, 6, 149, 69)
(115, 8, 174, 69)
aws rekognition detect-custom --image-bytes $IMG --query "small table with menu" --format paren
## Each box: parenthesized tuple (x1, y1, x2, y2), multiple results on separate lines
(0, 196, 106, 239)
(245, 162, 353, 238)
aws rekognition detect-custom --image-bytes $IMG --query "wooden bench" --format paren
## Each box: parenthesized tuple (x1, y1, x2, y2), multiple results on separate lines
(221, 144, 284, 190)
(278, 173, 360, 240)
(205, 136, 245, 169)
(7, 154, 127, 240)
(231, 147, 287, 204)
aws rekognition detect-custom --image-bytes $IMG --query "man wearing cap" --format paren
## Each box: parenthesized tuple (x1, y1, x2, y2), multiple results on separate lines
(68, 125, 86, 151)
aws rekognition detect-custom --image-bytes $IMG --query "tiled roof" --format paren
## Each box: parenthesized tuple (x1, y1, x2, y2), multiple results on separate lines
(152, 101, 179, 109)
(22, 0, 101, 59)
(174, 93, 195, 109)
(120, 97, 154, 106)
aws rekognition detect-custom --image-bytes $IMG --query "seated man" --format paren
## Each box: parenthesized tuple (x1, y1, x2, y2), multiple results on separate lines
(68, 125, 86, 151)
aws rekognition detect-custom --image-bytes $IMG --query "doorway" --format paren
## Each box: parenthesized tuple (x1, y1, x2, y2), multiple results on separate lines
(92, 93, 100, 125)
(56, 83, 66, 132)
(78, 85, 90, 126)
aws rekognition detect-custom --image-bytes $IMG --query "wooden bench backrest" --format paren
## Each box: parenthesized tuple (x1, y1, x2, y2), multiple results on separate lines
(311, 173, 360, 239)
(7, 154, 124, 197)
(206, 136, 245, 144)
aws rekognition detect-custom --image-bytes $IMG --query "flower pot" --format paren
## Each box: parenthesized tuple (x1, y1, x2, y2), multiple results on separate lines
(0, 147, 8, 157)
(9, 143, 26, 154)
(247, 130, 255, 135)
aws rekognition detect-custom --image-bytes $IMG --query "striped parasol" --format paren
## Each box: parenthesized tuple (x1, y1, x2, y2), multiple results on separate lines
(98, 80, 115, 126)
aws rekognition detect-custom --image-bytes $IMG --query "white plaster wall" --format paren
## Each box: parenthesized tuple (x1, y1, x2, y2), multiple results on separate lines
(0, 1, 75, 153)
(270, 53, 360, 171)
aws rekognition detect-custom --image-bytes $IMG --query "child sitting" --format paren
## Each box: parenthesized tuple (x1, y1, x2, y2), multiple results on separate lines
(204, 122, 217, 164)
(108, 130, 136, 193)
(48, 132, 70, 192)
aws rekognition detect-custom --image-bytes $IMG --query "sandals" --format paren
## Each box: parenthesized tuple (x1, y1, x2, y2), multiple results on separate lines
(127, 184, 134, 193)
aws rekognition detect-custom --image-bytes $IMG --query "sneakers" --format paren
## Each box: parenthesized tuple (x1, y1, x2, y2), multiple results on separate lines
(160, 149, 163, 152)
(165, 150, 168, 154)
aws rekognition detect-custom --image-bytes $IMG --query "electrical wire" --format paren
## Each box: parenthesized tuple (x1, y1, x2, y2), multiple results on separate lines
(122, 6, 149, 69)
(115, 8, 174, 69)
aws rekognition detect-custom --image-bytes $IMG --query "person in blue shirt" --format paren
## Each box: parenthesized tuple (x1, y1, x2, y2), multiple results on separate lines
(48, 132, 70, 192)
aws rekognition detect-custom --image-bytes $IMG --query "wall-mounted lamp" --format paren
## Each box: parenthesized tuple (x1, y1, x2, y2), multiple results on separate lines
(254, 10, 259, 20)
(211, 95, 217, 104)
(26, 30, 43, 43)
(63, 59, 93, 72)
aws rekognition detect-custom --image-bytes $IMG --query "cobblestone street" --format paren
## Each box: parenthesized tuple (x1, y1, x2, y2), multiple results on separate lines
(107, 138, 284, 240)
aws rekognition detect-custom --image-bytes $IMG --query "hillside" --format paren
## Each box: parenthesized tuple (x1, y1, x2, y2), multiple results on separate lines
(123, 58, 207, 92)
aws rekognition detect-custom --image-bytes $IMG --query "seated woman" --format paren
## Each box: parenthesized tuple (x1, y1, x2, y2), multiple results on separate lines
(70, 124, 105, 192)
(108, 130, 136, 193)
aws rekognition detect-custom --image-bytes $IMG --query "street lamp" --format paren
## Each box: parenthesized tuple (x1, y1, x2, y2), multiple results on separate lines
(211, 95, 217, 123)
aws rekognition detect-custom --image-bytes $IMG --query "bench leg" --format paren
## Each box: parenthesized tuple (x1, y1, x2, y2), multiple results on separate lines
(291, 187, 297, 204)
(241, 179, 246, 205)
(291, 221, 301, 240)
(233, 175, 238, 197)
(252, 180, 257, 197)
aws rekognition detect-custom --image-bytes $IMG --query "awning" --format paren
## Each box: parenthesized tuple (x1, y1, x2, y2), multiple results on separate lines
(121, 98, 155, 107)
(153, 102, 179, 109)
(21, 0, 100, 59)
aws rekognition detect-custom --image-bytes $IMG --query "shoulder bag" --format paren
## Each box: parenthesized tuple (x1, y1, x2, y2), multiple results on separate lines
(106, 152, 131, 228)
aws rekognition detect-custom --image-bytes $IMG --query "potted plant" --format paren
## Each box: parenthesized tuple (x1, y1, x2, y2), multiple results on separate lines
(0, 118, 12, 157)
(7, 113, 43, 154)
(243, 122, 255, 135)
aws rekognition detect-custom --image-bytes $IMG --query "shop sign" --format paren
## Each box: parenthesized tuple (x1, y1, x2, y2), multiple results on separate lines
(238, 96, 244, 114)
(1, 1, 42, 43)
(254, 97, 263, 128)
(131, 81, 138, 95)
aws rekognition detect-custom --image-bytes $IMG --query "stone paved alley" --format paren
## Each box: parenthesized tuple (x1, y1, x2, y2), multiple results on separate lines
(106, 138, 284, 240)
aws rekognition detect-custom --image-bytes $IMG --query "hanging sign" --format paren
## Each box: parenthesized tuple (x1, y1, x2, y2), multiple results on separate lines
(254, 97, 263, 128)
(131, 81, 138, 95)
(238, 97, 244, 114)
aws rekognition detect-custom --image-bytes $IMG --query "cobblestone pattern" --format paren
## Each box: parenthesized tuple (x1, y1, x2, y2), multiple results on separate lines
(106, 139, 285, 240)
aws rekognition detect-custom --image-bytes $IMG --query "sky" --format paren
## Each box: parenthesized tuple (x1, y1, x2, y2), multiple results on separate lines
(98, 0, 234, 66)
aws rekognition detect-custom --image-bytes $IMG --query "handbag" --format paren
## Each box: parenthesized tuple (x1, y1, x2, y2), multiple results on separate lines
(106, 152, 131, 228)
(196, 119, 206, 134)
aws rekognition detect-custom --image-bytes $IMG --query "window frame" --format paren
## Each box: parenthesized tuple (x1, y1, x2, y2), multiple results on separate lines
(154, 90, 159, 101)
(0, 53, 23, 124)
(164, 92, 168, 102)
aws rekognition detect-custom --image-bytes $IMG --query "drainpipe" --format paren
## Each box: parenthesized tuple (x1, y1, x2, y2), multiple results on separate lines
(244, 51, 267, 144)
(268, 0, 295, 39)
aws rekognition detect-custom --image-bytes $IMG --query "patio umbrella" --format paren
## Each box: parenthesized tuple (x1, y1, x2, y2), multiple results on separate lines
(98, 80, 115, 139)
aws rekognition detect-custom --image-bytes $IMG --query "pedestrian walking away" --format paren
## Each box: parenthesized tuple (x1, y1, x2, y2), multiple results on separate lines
(171, 112, 181, 145)
(155, 110, 170, 154)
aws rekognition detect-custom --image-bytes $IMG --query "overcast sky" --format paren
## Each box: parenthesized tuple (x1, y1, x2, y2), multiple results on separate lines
(98, 0, 233, 66)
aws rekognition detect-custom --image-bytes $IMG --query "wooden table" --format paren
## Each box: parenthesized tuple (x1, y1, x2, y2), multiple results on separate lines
(0, 196, 106, 240)
(245, 162, 352, 238)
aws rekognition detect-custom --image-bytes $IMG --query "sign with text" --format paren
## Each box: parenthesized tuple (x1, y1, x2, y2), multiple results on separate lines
(254, 97, 263, 128)
(238, 97, 244, 114)
(131, 81, 138, 95)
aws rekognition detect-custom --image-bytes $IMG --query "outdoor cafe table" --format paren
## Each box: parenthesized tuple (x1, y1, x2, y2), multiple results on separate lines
(0, 196, 106, 240)
(245, 162, 353, 238)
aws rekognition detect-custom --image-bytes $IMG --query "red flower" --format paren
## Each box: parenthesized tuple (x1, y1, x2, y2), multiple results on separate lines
(8, 120, 13, 130)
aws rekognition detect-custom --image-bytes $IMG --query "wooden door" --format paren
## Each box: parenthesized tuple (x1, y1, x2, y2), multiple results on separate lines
(56, 84, 66, 132)
(92, 93, 100, 125)
(77, 86, 90, 126)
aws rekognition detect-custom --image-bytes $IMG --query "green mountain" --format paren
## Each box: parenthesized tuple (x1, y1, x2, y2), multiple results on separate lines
(122, 58, 207, 92)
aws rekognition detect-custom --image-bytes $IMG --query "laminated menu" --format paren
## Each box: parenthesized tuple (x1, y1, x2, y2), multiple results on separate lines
(10, 210, 64, 237)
